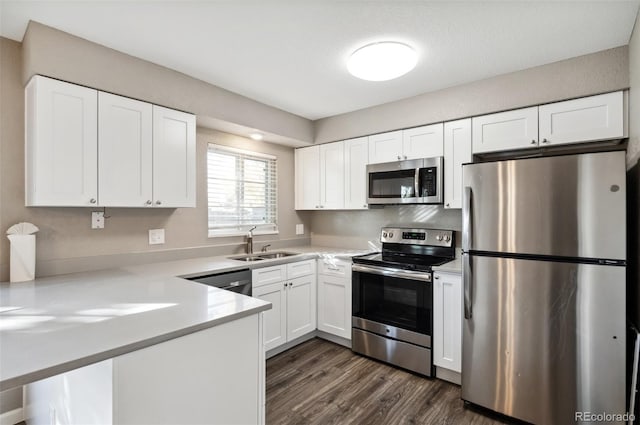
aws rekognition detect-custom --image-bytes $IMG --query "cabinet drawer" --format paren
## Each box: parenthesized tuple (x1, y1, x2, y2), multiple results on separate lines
(286, 260, 316, 279)
(252, 264, 287, 288)
(318, 258, 351, 277)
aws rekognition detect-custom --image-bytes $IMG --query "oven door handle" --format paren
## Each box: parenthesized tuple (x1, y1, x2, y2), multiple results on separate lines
(352, 264, 432, 283)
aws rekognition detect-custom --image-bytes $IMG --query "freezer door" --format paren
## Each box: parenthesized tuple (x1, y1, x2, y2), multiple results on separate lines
(461, 255, 626, 424)
(462, 151, 626, 260)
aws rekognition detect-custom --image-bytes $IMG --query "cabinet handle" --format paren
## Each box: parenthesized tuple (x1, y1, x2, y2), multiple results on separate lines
(403, 155, 407, 160)
(90, 198, 96, 204)
(145, 200, 152, 205)
(288, 282, 293, 287)
(530, 139, 536, 145)
(155, 200, 162, 205)
(363, 204, 367, 208)
(315, 205, 320, 209)
(435, 276, 440, 279)
(542, 138, 549, 144)
(284, 283, 287, 289)
(397, 155, 401, 160)
(446, 203, 450, 207)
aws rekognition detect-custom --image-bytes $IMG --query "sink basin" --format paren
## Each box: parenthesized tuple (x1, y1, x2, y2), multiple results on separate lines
(228, 255, 265, 262)
(228, 251, 299, 262)
(257, 251, 298, 259)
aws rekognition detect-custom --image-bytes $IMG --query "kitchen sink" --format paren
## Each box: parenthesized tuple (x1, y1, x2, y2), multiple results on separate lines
(228, 251, 299, 262)
(228, 255, 265, 262)
(257, 252, 298, 259)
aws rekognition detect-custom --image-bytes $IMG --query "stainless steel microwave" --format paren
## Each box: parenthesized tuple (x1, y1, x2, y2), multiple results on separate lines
(366, 157, 443, 205)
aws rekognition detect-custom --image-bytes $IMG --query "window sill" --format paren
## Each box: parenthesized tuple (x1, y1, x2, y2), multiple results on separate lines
(208, 229, 279, 238)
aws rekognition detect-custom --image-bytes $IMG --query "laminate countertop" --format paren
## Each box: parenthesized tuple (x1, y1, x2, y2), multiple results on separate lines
(0, 245, 371, 391)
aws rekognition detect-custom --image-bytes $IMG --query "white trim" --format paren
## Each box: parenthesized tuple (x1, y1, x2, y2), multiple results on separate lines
(208, 143, 276, 160)
(0, 407, 23, 425)
(208, 229, 279, 238)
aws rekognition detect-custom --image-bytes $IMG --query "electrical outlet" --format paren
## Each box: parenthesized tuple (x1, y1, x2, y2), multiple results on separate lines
(91, 211, 105, 229)
(149, 229, 165, 245)
(296, 224, 304, 235)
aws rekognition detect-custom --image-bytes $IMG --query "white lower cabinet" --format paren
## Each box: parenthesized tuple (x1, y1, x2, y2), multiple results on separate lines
(317, 258, 352, 339)
(433, 271, 462, 374)
(252, 260, 316, 351)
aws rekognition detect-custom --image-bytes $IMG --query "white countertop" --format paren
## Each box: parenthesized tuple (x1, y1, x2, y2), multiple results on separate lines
(0, 245, 370, 391)
(432, 249, 463, 274)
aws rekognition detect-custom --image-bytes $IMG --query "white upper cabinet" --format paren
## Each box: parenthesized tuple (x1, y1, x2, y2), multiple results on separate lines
(539, 91, 625, 146)
(368, 130, 403, 164)
(444, 119, 472, 209)
(472, 107, 538, 154)
(319, 141, 345, 209)
(343, 137, 369, 210)
(25, 76, 196, 208)
(294, 146, 321, 210)
(26, 76, 98, 206)
(152, 106, 196, 208)
(402, 123, 444, 159)
(98, 92, 153, 207)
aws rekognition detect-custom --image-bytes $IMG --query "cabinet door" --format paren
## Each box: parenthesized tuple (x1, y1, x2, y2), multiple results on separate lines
(253, 282, 287, 351)
(294, 146, 320, 210)
(319, 141, 345, 209)
(402, 123, 444, 159)
(539, 91, 625, 147)
(317, 274, 352, 340)
(472, 107, 538, 154)
(25, 76, 98, 206)
(433, 272, 462, 372)
(152, 106, 196, 207)
(444, 119, 472, 209)
(344, 137, 369, 210)
(368, 130, 402, 164)
(286, 275, 317, 341)
(98, 92, 153, 207)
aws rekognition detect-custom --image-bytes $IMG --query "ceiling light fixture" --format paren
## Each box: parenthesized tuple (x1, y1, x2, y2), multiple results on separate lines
(347, 41, 417, 82)
(249, 133, 263, 141)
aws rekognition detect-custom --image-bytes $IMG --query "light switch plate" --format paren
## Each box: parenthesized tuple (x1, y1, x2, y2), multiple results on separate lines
(296, 224, 304, 235)
(91, 211, 105, 229)
(149, 229, 165, 245)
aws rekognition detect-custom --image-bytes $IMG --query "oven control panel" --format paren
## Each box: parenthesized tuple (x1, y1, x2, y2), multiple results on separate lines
(380, 227, 454, 247)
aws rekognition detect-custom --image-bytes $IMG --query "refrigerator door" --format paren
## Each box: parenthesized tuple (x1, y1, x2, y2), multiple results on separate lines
(462, 151, 626, 260)
(462, 254, 626, 424)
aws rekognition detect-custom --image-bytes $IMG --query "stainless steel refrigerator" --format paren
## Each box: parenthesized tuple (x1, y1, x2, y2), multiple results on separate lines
(461, 150, 627, 425)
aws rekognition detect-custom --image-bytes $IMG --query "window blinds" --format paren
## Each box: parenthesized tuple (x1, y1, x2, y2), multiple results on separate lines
(207, 144, 277, 236)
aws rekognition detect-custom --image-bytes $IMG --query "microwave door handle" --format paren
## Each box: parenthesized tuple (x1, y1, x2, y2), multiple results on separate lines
(414, 168, 420, 198)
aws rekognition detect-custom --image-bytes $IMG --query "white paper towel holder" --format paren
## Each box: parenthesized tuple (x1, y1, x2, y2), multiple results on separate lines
(6, 222, 39, 283)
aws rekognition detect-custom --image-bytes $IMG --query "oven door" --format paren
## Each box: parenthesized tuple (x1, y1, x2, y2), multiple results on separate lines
(352, 264, 432, 337)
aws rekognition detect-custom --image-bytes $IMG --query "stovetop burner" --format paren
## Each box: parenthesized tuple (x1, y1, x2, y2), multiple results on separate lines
(352, 252, 451, 272)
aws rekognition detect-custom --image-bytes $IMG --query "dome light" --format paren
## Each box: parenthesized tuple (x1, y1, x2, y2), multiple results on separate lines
(347, 41, 417, 82)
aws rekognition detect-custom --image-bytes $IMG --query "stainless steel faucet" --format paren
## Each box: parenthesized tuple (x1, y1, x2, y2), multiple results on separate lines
(246, 226, 257, 254)
(261, 244, 271, 252)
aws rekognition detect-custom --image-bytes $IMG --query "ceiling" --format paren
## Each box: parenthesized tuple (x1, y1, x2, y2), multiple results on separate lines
(1, 1, 639, 120)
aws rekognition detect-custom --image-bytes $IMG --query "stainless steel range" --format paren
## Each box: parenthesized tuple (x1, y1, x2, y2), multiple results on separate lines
(351, 227, 455, 376)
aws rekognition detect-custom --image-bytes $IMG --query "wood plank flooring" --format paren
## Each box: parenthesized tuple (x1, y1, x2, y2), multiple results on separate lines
(266, 338, 516, 425)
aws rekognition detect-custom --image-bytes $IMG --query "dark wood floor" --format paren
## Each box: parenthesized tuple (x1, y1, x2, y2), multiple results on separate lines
(266, 338, 515, 425)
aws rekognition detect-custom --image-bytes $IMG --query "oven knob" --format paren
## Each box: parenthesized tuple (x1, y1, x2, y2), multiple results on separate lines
(388, 232, 394, 238)
(382, 232, 388, 238)
(444, 235, 451, 242)
(436, 235, 443, 241)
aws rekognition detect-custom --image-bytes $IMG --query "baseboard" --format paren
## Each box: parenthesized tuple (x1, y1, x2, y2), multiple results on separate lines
(316, 330, 352, 348)
(265, 333, 316, 359)
(0, 408, 23, 425)
(436, 366, 461, 385)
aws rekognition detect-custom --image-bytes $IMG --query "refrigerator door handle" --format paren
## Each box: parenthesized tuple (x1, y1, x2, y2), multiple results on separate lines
(462, 186, 472, 251)
(464, 253, 472, 319)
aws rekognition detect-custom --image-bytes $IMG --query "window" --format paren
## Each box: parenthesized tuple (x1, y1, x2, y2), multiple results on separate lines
(207, 144, 277, 237)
